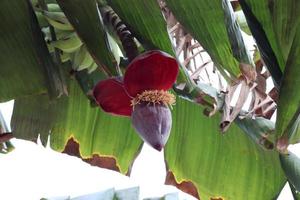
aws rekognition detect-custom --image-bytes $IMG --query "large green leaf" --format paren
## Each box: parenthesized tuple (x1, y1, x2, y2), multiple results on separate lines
(280, 152, 300, 191)
(57, 0, 119, 76)
(165, 0, 240, 78)
(239, 0, 283, 88)
(222, 0, 253, 65)
(269, 1, 300, 63)
(242, 0, 300, 86)
(0, 0, 48, 102)
(107, 0, 174, 55)
(241, 0, 300, 145)
(276, 24, 300, 145)
(235, 116, 275, 150)
(242, 0, 286, 71)
(165, 98, 285, 200)
(11, 77, 142, 174)
(289, 182, 300, 200)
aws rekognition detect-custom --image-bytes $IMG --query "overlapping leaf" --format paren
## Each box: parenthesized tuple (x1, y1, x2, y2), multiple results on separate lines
(11, 77, 142, 174)
(107, 0, 174, 55)
(289, 182, 300, 200)
(0, 0, 48, 102)
(57, 0, 119, 76)
(242, 0, 286, 71)
(166, 0, 240, 79)
(276, 25, 300, 146)
(242, 0, 300, 145)
(280, 152, 300, 191)
(165, 98, 285, 199)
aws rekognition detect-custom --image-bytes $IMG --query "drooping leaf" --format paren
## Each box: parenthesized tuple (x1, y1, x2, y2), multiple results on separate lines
(165, 0, 240, 79)
(222, 0, 253, 65)
(276, 25, 300, 146)
(241, 0, 300, 86)
(289, 181, 300, 200)
(11, 77, 142, 174)
(29, 1, 67, 98)
(240, 0, 300, 145)
(235, 116, 275, 150)
(165, 98, 285, 200)
(57, 0, 119, 76)
(268, 1, 300, 62)
(107, 0, 173, 55)
(239, 0, 283, 88)
(0, 0, 48, 102)
(241, 0, 286, 68)
(280, 152, 300, 191)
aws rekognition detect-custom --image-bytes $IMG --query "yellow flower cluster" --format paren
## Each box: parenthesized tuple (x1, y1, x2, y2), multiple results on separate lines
(131, 90, 176, 107)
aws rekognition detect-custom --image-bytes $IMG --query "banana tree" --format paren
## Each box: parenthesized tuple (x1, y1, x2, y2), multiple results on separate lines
(1, 0, 300, 199)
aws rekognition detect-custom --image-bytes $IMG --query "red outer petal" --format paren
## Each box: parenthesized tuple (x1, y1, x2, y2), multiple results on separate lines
(93, 78, 132, 116)
(124, 50, 179, 96)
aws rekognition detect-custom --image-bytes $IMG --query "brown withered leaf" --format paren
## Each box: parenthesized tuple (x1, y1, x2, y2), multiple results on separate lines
(0, 132, 13, 143)
(210, 197, 224, 200)
(268, 87, 279, 102)
(276, 136, 289, 154)
(165, 171, 200, 199)
(239, 63, 257, 84)
(62, 137, 120, 172)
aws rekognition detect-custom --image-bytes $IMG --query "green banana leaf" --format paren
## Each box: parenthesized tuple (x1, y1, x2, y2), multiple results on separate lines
(276, 24, 300, 145)
(11, 77, 142, 174)
(280, 152, 300, 191)
(289, 182, 300, 200)
(235, 116, 275, 150)
(165, 0, 240, 79)
(241, 0, 300, 145)
(269, 1, 300, 63)
(165, 98, 285, 199)
(242, 0, 286, 71)
(107, 0, 173, 55)
(239, 0, 283, 88)
(222, 0, 253, 65)
(56, 0, 119, 76)
(0, 0, 48, 102)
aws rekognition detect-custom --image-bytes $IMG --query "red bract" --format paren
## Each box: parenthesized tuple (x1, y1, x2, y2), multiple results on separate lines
(93, 50, 179, 116)
(93, 50, 179, 151)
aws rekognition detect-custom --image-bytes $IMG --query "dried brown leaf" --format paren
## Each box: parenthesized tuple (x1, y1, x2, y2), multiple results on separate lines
(165, 171, 200, 199)
(62, 137, 120, 172)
